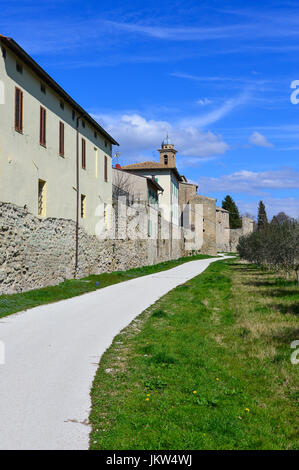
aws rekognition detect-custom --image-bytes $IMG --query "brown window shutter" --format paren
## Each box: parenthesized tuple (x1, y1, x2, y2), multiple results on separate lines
(15, 88, 19, 131)
(59, 121, 64, 156)
(43, 108, 46, 145)
(82, 138, 86, 169)
(40, 107, 42, 143)
(104, 155, 108, 182)
(15, 87, 23, 132)
(20, 90, 23, 132)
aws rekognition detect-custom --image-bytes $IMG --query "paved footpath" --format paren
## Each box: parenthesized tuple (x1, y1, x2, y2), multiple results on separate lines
(0, 256, 231, 450)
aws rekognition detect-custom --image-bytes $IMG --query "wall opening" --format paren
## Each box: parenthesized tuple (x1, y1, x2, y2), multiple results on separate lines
(38, 179, 46, 217)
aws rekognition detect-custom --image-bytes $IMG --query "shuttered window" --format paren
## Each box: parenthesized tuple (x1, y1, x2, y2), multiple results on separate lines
(15, 87, 23, 133)
(104, 155, 108, 182)
(59, 121, 64, 156)
(40, 106, 46, 146)
(82, 138, 86, 169)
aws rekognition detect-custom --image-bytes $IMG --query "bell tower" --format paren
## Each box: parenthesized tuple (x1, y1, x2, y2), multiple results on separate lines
(158, 134, 177, 168)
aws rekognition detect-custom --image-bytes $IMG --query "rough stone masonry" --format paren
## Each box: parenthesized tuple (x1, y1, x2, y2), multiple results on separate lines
(0, 202, 185, 294)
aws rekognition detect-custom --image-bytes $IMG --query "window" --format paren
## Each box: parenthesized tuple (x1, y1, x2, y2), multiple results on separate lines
(59, 121, 64, 157)
(16, 62, 23, 74)
(105, 140, 107, 148)
(41, 83, 46, 94)
(40, 106, 46, 146)
(164, 155, 168, 165)
(82, 138, 86, 169)
(81, 194, 86, 218)
(82, 120, 85, 128)
(38, 180, 46, 216)
(94, 131, 97, 139)
(15, 87, 23, 133)
(2, 47, 6, 59)
(60, 100, 64, 110)
(72, 110, 75, 121)
(104, 155, 108, 182)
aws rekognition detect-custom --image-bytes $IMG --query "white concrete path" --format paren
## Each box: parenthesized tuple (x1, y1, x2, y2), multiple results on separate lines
(0, 256, 231, 450)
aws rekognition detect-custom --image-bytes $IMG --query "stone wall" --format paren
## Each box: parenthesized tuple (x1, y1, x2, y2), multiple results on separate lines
(229, 216, 255, 252)
(0, 202, 187, 294)
(192, 195, 217, 256)
(216, 209, 230, 252)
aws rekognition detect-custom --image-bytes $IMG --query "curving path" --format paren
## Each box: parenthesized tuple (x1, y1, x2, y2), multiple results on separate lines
(0, 256, 231, 450)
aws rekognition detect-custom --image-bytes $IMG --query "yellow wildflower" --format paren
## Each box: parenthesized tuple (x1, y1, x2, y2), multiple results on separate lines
(193, 390, 197, 394)
(145, 398, 150, 402)
(245, 408, 250, 412)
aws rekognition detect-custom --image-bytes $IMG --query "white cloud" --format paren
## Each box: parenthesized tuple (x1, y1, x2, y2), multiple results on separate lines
(197, 98, 213, 106)
(93, 113, 229, 161)
(249, 131, 274, 148)
(198, 168, 299, 196)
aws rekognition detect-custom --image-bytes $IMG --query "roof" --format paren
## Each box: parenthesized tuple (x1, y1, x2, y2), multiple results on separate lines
(216, 206, 229, 213)
(113, 167, 164, 193)
(0, 35, 118, 146)
(122, 161, 183, 181)
(179, 180, 198, 188)
(146, 177, 164, 193)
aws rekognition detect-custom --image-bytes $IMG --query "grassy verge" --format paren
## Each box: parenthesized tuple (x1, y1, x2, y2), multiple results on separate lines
(0, 253, 213, 319)
(89, 259, 298, 450)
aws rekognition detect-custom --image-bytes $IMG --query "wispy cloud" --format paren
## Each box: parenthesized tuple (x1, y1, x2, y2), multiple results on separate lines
(197, 98, 213, 106)
(249, 131, 274, 148)
(181, 93, 249, 127)
(105, 20, 250, 41)
(171, 72, 248, 82)
(106, 16, 299, 42)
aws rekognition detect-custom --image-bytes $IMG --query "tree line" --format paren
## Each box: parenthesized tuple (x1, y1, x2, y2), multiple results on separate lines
(237, 201, 299, 281)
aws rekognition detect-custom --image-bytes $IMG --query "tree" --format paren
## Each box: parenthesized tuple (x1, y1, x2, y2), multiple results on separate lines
(222, 195, 242, 229)
(257, 201, 268, 230)
(273, 211, 290, 225)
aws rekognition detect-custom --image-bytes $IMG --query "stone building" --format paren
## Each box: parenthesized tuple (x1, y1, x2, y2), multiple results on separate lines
(122, 137, 182, 226)
(216, 207, 230, 252)
(178, 181, 217, 255)
(0, 34, 254, 294)
(112, 167, 163, 207)
(0, 34, 118, 235)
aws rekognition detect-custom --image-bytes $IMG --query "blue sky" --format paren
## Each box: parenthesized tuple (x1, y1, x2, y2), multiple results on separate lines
(1, 0, 299, 219)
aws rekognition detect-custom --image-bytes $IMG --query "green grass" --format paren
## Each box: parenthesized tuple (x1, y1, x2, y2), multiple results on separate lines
(0, 253, 213, 319)
(89, 259, 299, 450)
